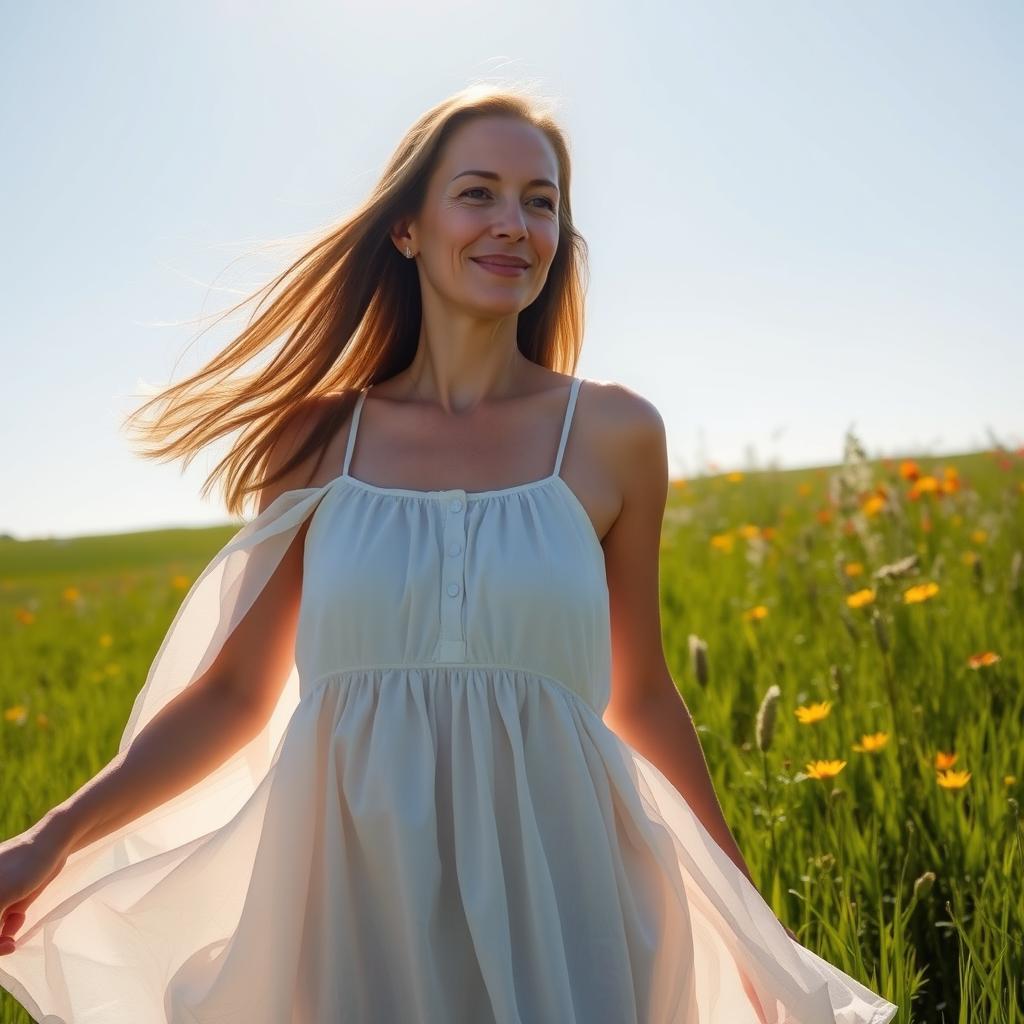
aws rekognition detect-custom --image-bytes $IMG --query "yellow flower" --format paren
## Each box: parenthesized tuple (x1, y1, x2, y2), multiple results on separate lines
(62, 586, 80, 602)
(937, 769, 971, 789)
(797, 482, 813, 497)
(852, 731, 890, 753)
(967, 651, 1000, 669)
(961, 551, 978, 566)
(4, 705, 28, 725)
(861, 495, 886, 517)
(727, 472, 744, 483)
(98, 633, 114, 648)
(969, 529, 988, 545)
(795, 701, 832, 725)
(910, 475, 941, 497)
(935, 750, 958, 770)
(738, 524, 761, 540)
(805, 759, 847, 780)
(1004, 775, 1017, 787)
(743, 605, 768, 621)
(846, 588, 876, 609)
(710, 533, 735, 553)
(170, 574, 191, 590)
(844, 562, 864, 577)
(904, 581, 940, 604)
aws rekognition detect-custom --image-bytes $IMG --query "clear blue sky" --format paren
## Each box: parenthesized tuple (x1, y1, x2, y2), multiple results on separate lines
(3, 1, 1021, 540)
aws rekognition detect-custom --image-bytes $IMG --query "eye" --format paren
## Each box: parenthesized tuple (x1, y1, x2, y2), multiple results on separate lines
(460, 187, 556, 211)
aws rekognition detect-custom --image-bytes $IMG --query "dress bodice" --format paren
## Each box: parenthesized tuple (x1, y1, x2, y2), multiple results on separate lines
(294, 377, 612, 712)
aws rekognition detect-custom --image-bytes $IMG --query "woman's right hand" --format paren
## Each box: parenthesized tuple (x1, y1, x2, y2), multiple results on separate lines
(0, 826, 71, 955)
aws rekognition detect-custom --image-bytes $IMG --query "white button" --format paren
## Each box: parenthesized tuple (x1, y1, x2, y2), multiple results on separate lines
(449, 498, 463, 513)
(447, 541, 462, 557)
(446, 582, 460, 597)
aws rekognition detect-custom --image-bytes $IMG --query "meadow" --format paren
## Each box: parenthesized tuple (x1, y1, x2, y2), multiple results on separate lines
(1, 431, 1021, 1022)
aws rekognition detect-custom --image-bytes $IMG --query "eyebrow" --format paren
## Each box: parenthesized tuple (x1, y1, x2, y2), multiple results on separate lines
(451, 170, 559, 192)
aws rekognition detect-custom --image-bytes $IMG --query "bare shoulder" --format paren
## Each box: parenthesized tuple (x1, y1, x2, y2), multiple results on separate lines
(256, 390, 358, 515)
(582, 379, 666, 486)
(577, 380, 667, 537)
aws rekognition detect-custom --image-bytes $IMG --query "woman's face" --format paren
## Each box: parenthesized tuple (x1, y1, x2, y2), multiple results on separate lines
(401, 116, 561, 317)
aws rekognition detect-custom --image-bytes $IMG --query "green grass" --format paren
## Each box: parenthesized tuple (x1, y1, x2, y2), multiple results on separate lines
(1, 442, 1022, 1022)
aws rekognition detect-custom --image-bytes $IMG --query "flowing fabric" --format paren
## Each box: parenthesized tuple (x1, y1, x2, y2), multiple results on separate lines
(0, 377, 897, 1022)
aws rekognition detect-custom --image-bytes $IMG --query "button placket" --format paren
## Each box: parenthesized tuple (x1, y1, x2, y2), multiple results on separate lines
(437, 490, 468, 662)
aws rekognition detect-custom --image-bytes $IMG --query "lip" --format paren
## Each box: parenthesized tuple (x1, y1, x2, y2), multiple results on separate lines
(470, 257, 529, 277)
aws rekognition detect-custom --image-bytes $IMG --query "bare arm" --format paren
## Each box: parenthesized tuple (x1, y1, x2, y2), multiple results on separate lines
(34, 399, 338, 858)
(599, 387, 757, 887)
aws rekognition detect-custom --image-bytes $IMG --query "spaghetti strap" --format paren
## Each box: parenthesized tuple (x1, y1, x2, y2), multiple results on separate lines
(341, 386, 370, 477)
(553, 377, 583, 477)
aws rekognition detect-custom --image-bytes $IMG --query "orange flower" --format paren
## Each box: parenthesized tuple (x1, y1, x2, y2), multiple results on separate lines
(844, 562, 864, 577)
(170, 574, 191, 590)
(846, 588, 876, 609)
(935, 750, 958, 770)
(795, 701, 832, 725)
(62, 586, 80, 602)
(861, 495, 886, 518)
(969, 529, 988, 545)
(899, 460, 920, 481)
(967, 651, 1000, 669)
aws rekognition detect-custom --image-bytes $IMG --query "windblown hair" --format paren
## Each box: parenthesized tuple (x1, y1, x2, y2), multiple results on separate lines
(122, 82, 591, 519)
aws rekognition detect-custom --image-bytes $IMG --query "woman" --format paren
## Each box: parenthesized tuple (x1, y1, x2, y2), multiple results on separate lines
(0, 83, 897, 1022)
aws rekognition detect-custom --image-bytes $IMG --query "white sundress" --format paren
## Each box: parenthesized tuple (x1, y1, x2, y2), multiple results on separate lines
(0, 376, 898, 1023)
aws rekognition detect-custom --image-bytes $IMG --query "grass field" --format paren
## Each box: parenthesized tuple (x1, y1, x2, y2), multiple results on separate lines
(2, 434, 1022, 1022)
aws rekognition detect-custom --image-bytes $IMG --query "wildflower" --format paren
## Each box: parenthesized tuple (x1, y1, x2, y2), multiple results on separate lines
(743, 605, 768, 621)
(710, 533, 734, 553)
(903, 581, 939, 604)
(805, 759, 846, 780)
(99, 633, 114, 648)
(846, 588, 876, 609)
(967, 651, 1000, 669)
(937, 769, 971, 789)
(62, 586, 80, 602)
(852, 731, 890, 753)
(794, 701, 832, 725)
(899, 460, 920, 481)
(4, 705, 28, 725)
(844, 562, 864, 577)
(861, 495, 886, 518)
(934, 751, 958, 770)
(170, 574, 191, 590)
(970, 529, 988, 545)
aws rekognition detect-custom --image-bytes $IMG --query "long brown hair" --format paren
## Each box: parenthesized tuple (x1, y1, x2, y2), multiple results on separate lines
(121, 82, 590, 519)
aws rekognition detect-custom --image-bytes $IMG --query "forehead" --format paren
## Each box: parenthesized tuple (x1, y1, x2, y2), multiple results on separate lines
(436, 116, 559, 182)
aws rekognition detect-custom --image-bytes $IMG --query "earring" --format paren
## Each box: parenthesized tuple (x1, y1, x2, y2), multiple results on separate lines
(405, 246, 414, 258)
